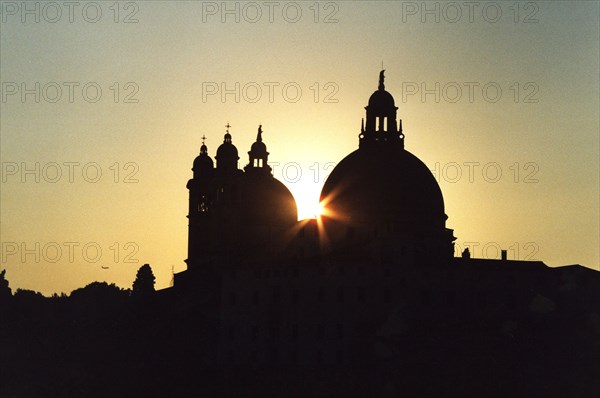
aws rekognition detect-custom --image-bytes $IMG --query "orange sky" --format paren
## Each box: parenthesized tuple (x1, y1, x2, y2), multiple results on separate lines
(1, 1, 598, 295)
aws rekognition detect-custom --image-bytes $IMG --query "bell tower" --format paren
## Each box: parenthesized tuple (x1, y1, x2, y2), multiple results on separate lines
(186, 135, 215, 269)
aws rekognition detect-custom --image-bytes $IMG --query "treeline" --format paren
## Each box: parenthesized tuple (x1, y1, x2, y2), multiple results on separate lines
(0, 264, 156, 303)
(0, 264, 187, 397)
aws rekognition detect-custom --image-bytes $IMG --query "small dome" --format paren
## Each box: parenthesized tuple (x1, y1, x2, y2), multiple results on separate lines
(368, 89, 396, 112)
(216, 133, 239, 170)
(216, 142, 238, 159)
(192, 143, 214, 176)
(251, 140, 267, 154)
(193, 152, 214, 172)
(366, 70, 397, 114)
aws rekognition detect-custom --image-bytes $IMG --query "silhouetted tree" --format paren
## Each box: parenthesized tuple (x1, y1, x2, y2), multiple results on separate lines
(13, 288, 45, 302)
(70, 281, 130, 302)
(0, 269, 12, 300)
(132, 264, 155, 298)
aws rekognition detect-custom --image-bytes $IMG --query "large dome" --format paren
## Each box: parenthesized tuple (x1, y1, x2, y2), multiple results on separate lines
(320, 70, 447, 237)
(320, 146, 446, 232)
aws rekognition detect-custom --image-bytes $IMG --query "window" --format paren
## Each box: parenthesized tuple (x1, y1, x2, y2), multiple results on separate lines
(336, 324, 344, 340)
(445, 290, 455, 307)
(357, 287, 366, 303)
(421, 289, 431, 305)
(270, 325, 280, 340)
(337, 287, 344, 303)
(272, 285, 281, 303)
(199, 195, 209, 213)
(317, 287, 325, 303)
(336, 350, 343, 365)
(383, 288, 391, 304)
(290, 350, 298, 365)
(317, 324, 324, 340)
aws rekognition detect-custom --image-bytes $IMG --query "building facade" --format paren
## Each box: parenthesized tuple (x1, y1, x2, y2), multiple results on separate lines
(171, 72, 600, 397)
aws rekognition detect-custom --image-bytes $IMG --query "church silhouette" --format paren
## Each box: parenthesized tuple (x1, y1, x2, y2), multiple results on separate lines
(163, 71, 600, 396)
(1, 71, 598, 398)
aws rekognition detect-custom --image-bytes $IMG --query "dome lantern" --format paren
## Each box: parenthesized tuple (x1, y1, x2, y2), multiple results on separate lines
(361, 70, 403, 148)
(246, 124, 271, 173)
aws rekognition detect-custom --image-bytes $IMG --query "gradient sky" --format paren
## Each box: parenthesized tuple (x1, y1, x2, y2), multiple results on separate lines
(1, 1, 598, 295)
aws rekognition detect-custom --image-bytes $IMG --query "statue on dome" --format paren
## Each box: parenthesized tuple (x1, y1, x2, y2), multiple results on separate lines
(378, 69, 385, 90)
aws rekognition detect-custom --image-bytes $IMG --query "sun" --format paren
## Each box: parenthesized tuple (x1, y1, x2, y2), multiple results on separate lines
(288, 181, 324, 220)
(297, 196, 324, 220)
(308, 201, 325, 219)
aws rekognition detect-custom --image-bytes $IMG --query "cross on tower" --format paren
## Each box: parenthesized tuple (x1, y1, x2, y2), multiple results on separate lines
(225, 122, 231, 133)
(201, 134, 207, 145)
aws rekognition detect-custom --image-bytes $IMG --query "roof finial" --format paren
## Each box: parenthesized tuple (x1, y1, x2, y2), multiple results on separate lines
(378, 69, 385, 90)
(201, 134, 207, 145)
(257, 124, 263, 142)
(225, 122, 231, 133)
